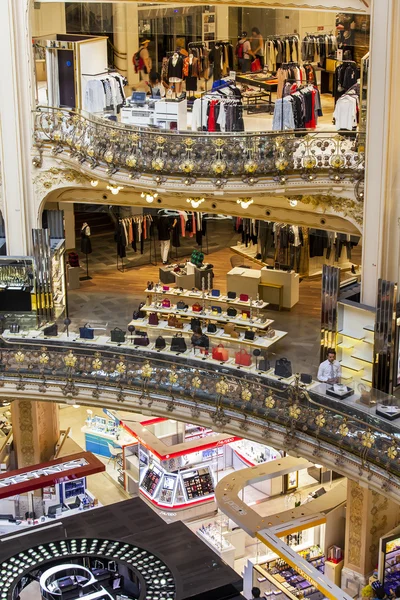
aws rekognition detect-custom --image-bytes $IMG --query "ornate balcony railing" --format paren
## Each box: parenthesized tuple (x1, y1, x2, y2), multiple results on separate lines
(1, 338, 399, 498)
(34, 106, 365, 190)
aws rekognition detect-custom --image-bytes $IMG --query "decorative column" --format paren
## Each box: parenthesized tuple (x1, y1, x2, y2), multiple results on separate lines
(362, 0, 400, 306)
(342, 480, 400, 590)
(0, 0, 37, 255)
(125, 3, 140, 88)
(216, 6, 230, 42)
(112, 4, 129, 82)
(11, 400, 60, 468)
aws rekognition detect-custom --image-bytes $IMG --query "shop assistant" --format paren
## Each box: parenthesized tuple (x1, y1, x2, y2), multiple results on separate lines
(317, 349, 341, 384)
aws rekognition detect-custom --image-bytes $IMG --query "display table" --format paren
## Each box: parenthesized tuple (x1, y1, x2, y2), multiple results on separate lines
(260, 267, 299, 309)
(145, 286, 269, 309)
(226, 267, 261, 299)
(154, 98, 187, 130)
(81, 425, 135, 458)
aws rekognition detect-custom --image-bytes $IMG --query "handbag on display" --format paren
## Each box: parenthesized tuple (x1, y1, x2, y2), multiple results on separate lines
(191, 317, 201, 332)
(132, 303, 146, 319)
(275, 358, 292, 378)
(211, 289, 220, 297)
(235, 349, 252, 367)
(148, 313, 159, 326)
(68, 252, 80, 268)
(227, 291, 236, 299)
(191, 250, 204, 267)
(252, 349, 261, 369)
(265, 328, 276, 339)
(155, 335, 166, 350)
(9, 323, 20, 334)
(192, 333, 209, 349)
(207, 323, 217, 333)
(171, 333, 187, 353)
(242, 310, 250, 318)
(134, 335, 150, 346)
(300, 373, 312, 384)
(259, 358, 271, 371)
(147, 281, 154, 291)
(162, 299, 171, 308)
(227, 307, 237, 317)
(245, 330, 255, 341)
(43, 323, 58, 337)
(212, 344, 229, 362)
(79, 324, 94, 340)
(211, 306, 222, 314)
(192, 303, 202, 312)
(110, 327, 126, 343)
(168, 315, 183, 329)
(224, 323, 240, 339)
(162, 286, 170, 291)
(240, 294, 249, 302)
(176, 301, 188, 310)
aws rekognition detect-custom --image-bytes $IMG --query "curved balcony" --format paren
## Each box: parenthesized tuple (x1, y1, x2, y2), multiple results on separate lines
(34, 107, 365, 195)
(1, 337, 398, 501)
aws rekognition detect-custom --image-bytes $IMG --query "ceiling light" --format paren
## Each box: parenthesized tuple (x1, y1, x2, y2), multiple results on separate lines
(73, 404, 80, 409)
(107, 184, 124, 195)
(90, 180, 99, 187)
(186, 197, 205, 209)
(237, 198, 253, 209)
(141, 192, 158, 203)
(289, 199, 298, 207)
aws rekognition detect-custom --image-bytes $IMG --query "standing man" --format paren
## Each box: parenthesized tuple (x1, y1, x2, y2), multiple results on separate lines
(242, 33, 254, 73)
(134, 39, 152, 80)
(317, 349, 341, 384)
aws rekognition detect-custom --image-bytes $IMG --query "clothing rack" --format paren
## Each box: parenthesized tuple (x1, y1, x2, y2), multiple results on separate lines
(116, 214, 156, 272)
(82, 68, 119, 77)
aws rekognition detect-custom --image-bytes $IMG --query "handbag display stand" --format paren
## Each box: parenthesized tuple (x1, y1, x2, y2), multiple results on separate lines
(80, 252, 92, 281)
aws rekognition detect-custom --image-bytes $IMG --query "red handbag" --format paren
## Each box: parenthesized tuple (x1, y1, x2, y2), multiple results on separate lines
(240, 294, 249, 302)
(251, 58, 261, 72)
(162, 299, 171, 308)
(163, 286, 170, 291)
(148, 313, 159, 326)
(192, 303, 202, 312)
(212, 344, 229, 362)
(235, 349, 252, 366)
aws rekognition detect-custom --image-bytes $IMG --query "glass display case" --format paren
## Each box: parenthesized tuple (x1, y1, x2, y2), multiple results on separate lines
(379, 533, 400, 594)
(230, 439, 281, 466)
(0, 258, 37, 328)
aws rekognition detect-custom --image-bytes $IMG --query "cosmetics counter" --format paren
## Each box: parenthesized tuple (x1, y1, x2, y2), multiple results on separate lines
(186, 514, 247, 568)
(81, 414, 136, 459)
(378, 529, 400, 595)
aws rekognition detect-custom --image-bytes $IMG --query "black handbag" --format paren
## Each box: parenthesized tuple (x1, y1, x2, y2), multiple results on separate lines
(43, 323, 58, 337)
(134, 330, 147, 337)
(132, 303, 146, 320)
(80, 324, 94, 340)
(191, 317, 201, 332)
(9, 323, 20, 334)
(259, 358, 271, 371)
(199, 334, 210, 349)
(227, 307, 237, 317)
(301, 373, 312, 384)
(207, 323, 217, 333)
(176, 301, 188, 310)
(155, 336, 166, 350)
(245, 330, 255, 341)
(111, 328, 125, 343)
(275, 358, 292, 378)
(171, 334, 187, 353)
(134, 335, 150, 346)
(227, 291, 236, 299)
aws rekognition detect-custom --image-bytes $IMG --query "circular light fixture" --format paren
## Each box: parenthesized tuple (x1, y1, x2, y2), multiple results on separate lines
(237, 198, 254, 209)
(141, 192, 158, 203)
(106, 184, 124, 195)
(90, 180, 99, 187)
(289, 199, 298, 207)
(186, 197, 205, 209)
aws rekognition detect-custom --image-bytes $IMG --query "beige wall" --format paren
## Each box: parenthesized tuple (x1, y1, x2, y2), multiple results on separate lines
(32, 2, 66, 37)
(298, 10, 336, 39)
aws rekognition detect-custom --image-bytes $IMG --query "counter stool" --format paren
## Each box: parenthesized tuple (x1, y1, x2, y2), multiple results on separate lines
(107, 443, 122, 468)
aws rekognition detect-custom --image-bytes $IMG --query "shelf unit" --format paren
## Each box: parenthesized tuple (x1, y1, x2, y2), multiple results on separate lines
(337, 301, 375, 388)
(145, 287, 269, 310)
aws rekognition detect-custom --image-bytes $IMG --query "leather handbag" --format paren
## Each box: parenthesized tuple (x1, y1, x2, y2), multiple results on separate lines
(191, 317, 201, 331)
(43, 323, 58, 337)
(224, 323, 239, 339)
(266, 328, 276, 339)
(253, 349, 261, 368)
(227, 307, 237, 317)
(171, 333, 187, 353)
(301, 373, 312, 384)
(176, 301, 188, 310)
(207, 323, 217, 333)
(168, 315, 183, 329)
(240, 294, 249, 302)
(235, 349, 252, 367)
(245, 330, 255, 341)
(227, 291, 236, 299)
(110, 327, 125, 343)
(191, 333, 209, 349)
(9, 323, 20, 334)
(134, 335, 150, 346)
(211, 289, 220, 297)
(163, 286, 170, 291)
(162, 299, 171, 308)
(80, 324, 94, 340)
(155, 336, 166, 350)
(133, 303, 146, 319)
(148, 313, 159, 326)
(192, 303, 202, 312)
(242, 310, 250, 318)
(259, 358, 271, 371)
(275, 358, 292, 378)
(212, 344, 229, 362)
(251, 57, 262, 72)
(211, 306, 222, 314)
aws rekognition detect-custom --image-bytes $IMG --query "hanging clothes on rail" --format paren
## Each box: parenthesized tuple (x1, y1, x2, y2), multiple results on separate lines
(333, 61, 359, 101)
(83, 72, 127, 114)
(114, 215, 153, 258)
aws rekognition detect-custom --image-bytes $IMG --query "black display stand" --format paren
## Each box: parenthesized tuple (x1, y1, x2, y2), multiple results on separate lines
(80, 253, 92, 281)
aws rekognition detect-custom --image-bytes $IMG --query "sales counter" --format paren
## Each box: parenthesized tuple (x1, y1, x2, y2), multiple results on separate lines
(81, 418, 136, 458)
(260, 267, 300, 309)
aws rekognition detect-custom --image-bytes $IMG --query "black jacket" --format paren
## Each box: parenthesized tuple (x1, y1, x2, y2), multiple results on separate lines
(168, 56, 184, 79)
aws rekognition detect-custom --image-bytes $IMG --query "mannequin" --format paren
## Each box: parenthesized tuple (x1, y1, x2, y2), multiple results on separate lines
(167, 52, 184, 96)
(80, 222, 92, 280)
(183, 52, 200, 93)
(157, 216, 177, 264)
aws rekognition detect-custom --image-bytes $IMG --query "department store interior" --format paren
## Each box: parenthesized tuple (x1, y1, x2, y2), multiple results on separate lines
(0, 2, 399, 600)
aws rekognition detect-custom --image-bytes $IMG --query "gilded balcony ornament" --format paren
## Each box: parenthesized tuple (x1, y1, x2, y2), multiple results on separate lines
(53, 129, 62, 141)
(152, 157, 165, 171)
(212, 160, 226, 175)
(265, 395, 275, 409)
(39, 353, 49, 365)
(330, 154, 345, 169)
(87, 146, 95, 158)
(156, 136, 166, 146)
(92, 358, 102, 370)
(315, 413, 326, 428)
(130, 133, 139, 142)
(184, 137, 195, 147)
(64, 352, 77, 368)
(56, 111, 63, 119)
(338, 422, 349, 437)
(74, 140, 82, 152)
(169, 371, 178, 385)
(244, 159, 258, 174)
(241, 388, 252, 402)
(213, 138, 225, 148)
(180, 159, 195, 174)
(361, 430, 375, 448)
(303, 156, 317, 169)
(275, 157, 288, 171)
(66, 135, 74, 146)
(126, 154, 137, 168)
(289, 404, 301, 419)
(116, 361, 127, 374)
(141, 362, 153, 379)
(15, 351, 25, 364)
(387, 445, 398, 460)
(191, 375, 202, 388)
(216, 379, 229, 395)
(104, 150, 114, 164)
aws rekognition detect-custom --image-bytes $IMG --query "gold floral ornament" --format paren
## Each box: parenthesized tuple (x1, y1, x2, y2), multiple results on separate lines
(126, 154, 137, 168)
(216, 379, 229, 395)
(53, 129, 62, 142)
(303, 156, 317, 169)
(244, 159, 258, 174)
(74, 140, 82, 152)
(66, 135, 74, 147)
(180, 159, 195, 174)
(212, 160, 226, 175)
(338, 422, 349, 437)
(387, 445, 398, 460)
(152, 157, 165, 171)
(92, 358, 102, 371)
(361, 430, 375, 448)
(141, 362, 153, 379)
(64, 352, 77, 368)
(15, 351, 25, 364)
(275, 158, 288, 171)
(169, 371, 179, 385)
(315, 413, 326, 428)
(156, 136, 166, 146)
(330, 154, 345, 169)
(265, 395, 275, 409)
(184, 137, 194, 147)
(191, 376, 201, 389)
(116, 361, 127, 374)
(87, 146, 95, 157)
(104, 150, 114, 164)
(241, 388, 252, 402)
(289, 404, 301, 419)
(39, 353, 49, 365)
(213, 138, 225, 148)
(130, 133, 139, 142)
